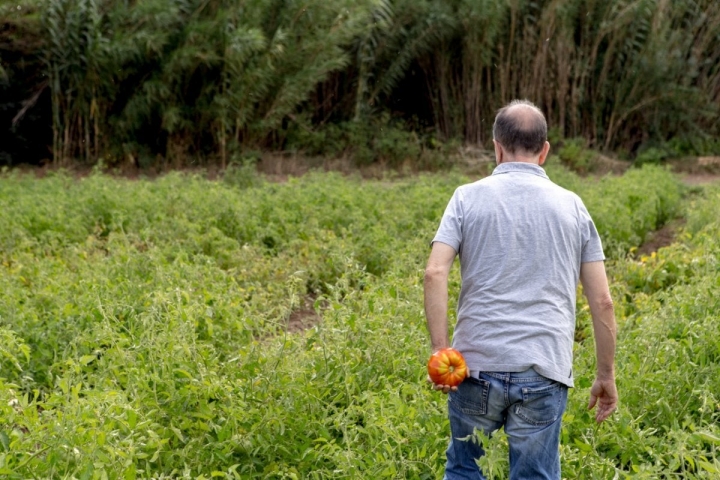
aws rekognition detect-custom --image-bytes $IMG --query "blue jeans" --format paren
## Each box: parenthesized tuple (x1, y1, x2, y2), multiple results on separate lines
(443, 368, 568, 480)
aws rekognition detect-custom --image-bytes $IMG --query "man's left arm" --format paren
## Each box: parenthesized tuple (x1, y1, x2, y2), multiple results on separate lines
(580, 260, 618, 422)
(424, 241, 457, 392)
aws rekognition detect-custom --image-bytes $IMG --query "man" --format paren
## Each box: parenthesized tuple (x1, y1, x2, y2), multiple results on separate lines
(424, 99, 618, 479)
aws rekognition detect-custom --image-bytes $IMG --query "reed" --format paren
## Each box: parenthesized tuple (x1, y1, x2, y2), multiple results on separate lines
(4, 0, 719, 166)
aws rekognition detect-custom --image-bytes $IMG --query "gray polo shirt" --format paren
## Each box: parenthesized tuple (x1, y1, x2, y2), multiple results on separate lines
(432, 162, 605, 387)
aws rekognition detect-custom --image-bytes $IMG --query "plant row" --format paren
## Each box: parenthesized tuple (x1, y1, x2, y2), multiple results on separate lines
(0, 166, 715, 478)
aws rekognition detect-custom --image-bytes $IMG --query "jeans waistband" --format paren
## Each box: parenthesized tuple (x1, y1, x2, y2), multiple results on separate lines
(479, 367, 549, 382)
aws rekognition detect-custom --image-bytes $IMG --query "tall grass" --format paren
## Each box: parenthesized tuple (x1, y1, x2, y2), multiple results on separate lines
(419, 0, 720, 151)
(38, 0, 375, 166)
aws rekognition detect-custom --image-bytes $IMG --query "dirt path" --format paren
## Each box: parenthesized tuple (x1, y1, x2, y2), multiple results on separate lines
(679, 173, 720, 186)
(636, 219, 686, 257)
(286, 295, 322, 333)
(635, 172, 718, 256)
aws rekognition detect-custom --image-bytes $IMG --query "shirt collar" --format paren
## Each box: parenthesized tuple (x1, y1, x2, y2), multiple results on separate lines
(491, 162, 549, 179)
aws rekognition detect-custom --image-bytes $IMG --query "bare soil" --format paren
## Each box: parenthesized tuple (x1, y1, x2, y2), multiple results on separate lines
(636, 219, 686, 257)
(286, 295, 322, 333)
(634, 169, 719, 256)
(679, 173, 720, 185)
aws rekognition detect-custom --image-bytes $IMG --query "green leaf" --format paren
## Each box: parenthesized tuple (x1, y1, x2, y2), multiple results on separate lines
(79, 355, 96, 366)
(695, 431, 720, 445)
(698, 461, 719, 474)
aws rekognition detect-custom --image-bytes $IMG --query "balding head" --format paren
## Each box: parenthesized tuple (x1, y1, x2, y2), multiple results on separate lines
(492, 100, 547, 155)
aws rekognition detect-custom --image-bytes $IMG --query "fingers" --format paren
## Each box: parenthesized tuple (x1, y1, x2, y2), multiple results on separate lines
(432, 383, 457, 394)
(588, 381, 618, 423)
(588, 394, 598, 411)
(594, 405, 607, 422)
(588, 393, 617, 423)
(594, 400, 617, 423)
(426, 375, 456, 394)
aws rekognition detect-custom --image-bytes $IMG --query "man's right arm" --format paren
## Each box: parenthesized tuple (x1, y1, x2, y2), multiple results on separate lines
(579, 260, 618, 423)
(424, 241, 458, 393)
(424, 242, 457, 355)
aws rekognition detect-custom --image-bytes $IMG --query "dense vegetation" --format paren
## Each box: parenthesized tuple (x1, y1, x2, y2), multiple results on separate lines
(1, 163, 718, 478)
(2, 0, 720, 167)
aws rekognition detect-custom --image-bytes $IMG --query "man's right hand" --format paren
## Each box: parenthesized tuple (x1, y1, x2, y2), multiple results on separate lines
(588, 377, 618, 423)
(426, 374, 462, 394)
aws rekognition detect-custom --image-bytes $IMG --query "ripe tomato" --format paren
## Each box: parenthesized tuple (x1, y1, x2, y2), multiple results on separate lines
(427, 348, 468, 387)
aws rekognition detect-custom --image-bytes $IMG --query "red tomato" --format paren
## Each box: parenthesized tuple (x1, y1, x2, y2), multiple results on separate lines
(427, 348, 468, 387)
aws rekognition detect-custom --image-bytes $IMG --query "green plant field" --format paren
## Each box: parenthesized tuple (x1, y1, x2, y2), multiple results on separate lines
(0, 165, 718, 478)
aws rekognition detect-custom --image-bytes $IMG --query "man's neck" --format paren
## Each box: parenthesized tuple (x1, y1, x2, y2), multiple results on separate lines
(498, 157, 540, 165)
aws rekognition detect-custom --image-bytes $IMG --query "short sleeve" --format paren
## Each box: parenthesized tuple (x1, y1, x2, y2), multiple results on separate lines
(432, 188, 463, 253)
(579, 202, 605, 263)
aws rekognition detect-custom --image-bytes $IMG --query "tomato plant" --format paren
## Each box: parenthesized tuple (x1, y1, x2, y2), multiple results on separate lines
(1, 168, 717, 479)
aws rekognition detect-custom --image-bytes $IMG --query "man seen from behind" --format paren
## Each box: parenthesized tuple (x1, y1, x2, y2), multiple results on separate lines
(424, 99, 618, 479)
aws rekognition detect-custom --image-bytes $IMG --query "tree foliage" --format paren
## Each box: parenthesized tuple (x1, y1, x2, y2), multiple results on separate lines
(2, 0, 720, 166)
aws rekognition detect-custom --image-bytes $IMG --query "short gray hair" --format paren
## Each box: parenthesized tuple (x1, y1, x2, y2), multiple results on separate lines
(492, 100, 547, 154)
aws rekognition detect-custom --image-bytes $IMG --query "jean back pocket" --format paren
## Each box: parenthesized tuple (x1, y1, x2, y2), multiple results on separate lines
(449, 376, 490, 416)
(515, 382, 565, 426)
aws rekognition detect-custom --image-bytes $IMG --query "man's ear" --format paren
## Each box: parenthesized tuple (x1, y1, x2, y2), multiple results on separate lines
(538, 141, 551, 166)
(493, 140, 503, 164)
